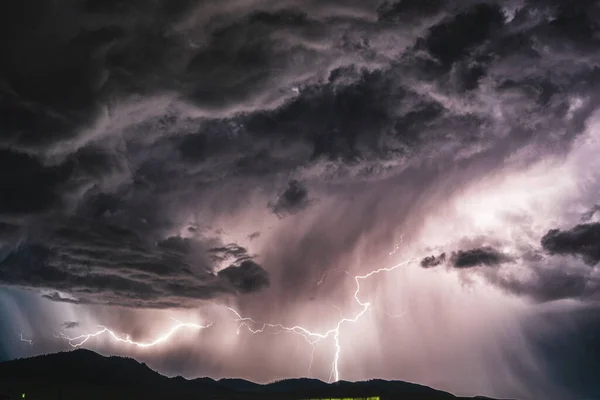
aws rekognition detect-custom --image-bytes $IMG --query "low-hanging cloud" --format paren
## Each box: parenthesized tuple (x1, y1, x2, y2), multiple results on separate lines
(0, 219, 269, 308)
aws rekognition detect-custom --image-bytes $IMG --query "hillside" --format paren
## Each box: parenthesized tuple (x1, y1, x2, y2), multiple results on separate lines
(0, 350, 511, 400)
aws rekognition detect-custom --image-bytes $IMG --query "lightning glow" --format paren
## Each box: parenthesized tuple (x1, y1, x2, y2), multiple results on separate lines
(19, 332, 33, 345)
(227, 258, 416, 382)
(57, 318, 213, 348)
(54, 253, 414, 383)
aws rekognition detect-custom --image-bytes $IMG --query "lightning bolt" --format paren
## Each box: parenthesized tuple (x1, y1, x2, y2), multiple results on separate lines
(20, 332, 33, 345)
(388, 236, 404, 256)
(227, 258, 415, 382)
(54, 250, 413, 382)
(316, 272, 327, 286)
(57, 319, 213, 348)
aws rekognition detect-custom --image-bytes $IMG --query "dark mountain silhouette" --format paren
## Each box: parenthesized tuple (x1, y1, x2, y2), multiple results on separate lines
(0, 349, 513, 400)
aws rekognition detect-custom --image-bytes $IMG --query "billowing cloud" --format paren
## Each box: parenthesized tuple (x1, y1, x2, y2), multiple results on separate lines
(484, 255, 600, 303)
(218, 260, 270, 294)
(0, 219, 269, 308)
(422, 3, 505, 69)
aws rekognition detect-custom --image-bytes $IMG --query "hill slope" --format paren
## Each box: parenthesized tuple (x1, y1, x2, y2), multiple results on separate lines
(0, 349, 511, 400)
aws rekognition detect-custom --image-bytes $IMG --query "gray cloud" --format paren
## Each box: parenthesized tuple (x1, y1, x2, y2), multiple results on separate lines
(0, 0, 397, 156)
(377, 0, 446, 22)
(0, 219, 269, 308)
(420, 253, 446, 268)
(42, 292, 86, 305)
(442, 224, 600, 303)
(581, 205, 600, 222)
(62, 321, 79, 329)
(486, 261, 600, 303)
(248, 232, 261, 240)
(217, 259, 270, 294)
(270, 180, 311, 216)
(541, 223, 600, 266)
(422, 3, 505, 69)
(451, 246, 513, 268)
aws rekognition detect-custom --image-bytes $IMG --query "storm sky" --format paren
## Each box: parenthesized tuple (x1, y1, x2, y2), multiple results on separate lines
(1, 0, 600, 399)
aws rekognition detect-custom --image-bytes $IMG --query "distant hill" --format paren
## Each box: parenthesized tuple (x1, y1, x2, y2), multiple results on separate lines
(0, 349, 512, 400)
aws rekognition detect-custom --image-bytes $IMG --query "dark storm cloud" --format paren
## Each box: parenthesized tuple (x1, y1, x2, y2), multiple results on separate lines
(62, 321, 80, 329)
(270, 180, 311, 216)
(0, 222, 19, 240)
(0, 0, 392, 154)
(377, 0, 446, 22)
(0, 145, 128, 218)
(541, 223, 600, 266)
(0, 219, 269, 308)
(209, 243, 253, 263)
(451, 246, 513, 268)
(2, 0, 600, 158)
(0, 150, 72, 214)
(42, 292, 86, 305)
(455, 224, 600, 302)
(217, 260, 270, 294)
(581, 205, 600, 222)
(487, 262, 600, 303)
(420, 253, 446, 268)
(422, 3, 505, 68)
(2, 0, 600, 309)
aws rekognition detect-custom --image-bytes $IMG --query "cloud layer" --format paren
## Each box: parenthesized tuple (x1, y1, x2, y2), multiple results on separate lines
(1, 0, 600, 309)
(0, 219, 268, 308)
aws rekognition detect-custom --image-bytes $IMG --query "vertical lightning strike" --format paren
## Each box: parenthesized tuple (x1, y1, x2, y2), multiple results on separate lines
(20, 332, 33, 345)
(228, 258, 415, 382)
(57, 319, 213, 348)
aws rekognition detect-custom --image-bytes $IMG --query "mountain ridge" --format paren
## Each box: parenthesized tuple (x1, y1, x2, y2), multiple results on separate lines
(0, 349, 514, 400)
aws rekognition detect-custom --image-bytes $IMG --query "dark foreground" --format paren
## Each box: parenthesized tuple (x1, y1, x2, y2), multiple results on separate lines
(0, 349, 511, 400)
